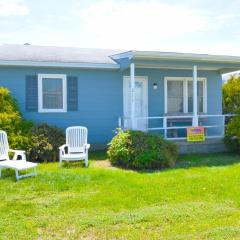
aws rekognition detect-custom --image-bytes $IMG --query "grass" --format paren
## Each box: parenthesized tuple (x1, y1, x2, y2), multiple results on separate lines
(0, 152, 240, 239)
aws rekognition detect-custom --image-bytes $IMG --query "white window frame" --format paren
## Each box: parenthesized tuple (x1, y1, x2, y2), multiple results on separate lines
(38, 74, 67, 113)
(164, 77, 207, 114)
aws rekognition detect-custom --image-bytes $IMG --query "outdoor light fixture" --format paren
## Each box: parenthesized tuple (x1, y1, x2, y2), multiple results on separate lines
(153, 83, 158, 90)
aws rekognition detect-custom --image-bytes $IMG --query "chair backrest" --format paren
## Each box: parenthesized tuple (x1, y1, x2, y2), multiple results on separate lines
(0, 130, 10, 160)
(66, 126, 88, 153)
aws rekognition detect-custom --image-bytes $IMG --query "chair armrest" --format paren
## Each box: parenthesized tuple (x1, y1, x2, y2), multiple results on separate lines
(59, 144, 68, 150)
(85, 144, 90, 151)
(59, 144, 68, 155)
(9, 149, 26, 161)
(9, 149, 25, 153)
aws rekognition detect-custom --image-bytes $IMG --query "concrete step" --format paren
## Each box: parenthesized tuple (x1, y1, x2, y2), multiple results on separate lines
(175, 138, 227, 154)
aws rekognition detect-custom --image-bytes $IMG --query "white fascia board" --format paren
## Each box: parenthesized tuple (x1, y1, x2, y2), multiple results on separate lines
(134, 64, 220, 71)
(0, 60, 120, 70)
(134, 64, 240, 73)
(110, 51, 134, 60)
(132, 51, 240, 64)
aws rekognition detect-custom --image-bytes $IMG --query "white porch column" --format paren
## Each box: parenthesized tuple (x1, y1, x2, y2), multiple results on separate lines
(192, 65, 198, 126)
(130, 63, 135, 129)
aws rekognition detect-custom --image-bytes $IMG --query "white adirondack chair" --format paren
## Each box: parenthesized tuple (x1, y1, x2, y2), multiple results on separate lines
(0, 130, 37, 181)
(59, 126, 90, 168)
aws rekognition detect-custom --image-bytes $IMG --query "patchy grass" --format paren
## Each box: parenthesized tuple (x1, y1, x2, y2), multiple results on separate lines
(0, 152, 240, 239)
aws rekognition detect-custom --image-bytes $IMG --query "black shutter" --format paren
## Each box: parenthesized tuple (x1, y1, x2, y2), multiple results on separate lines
(67, 76, 78, 111)
(26, 75, 38, 112)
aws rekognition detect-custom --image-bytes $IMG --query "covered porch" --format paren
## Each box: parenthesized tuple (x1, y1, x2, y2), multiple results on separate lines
(115, 51, 240, 141)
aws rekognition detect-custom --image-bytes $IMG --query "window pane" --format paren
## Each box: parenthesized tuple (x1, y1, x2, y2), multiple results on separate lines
(188, 81, 204, 113)
(197, 81, 204, 113)
(188, 81, 193, 112)
(42, 78, 63, 109)
(167, 81, 183, 113)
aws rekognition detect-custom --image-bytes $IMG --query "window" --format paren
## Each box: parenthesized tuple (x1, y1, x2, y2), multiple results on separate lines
(165, 77, 207, 114)
(167, 80, 184, 113)
(38, 74, 67, 112)
(187, 81, 204, 113)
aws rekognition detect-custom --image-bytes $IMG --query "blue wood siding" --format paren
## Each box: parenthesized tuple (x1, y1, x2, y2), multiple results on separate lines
(0, 67, 123, 144)
(0, 66, 223, 144)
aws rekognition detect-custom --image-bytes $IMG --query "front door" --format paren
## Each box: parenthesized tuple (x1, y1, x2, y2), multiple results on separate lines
(123, 76, 148, 131)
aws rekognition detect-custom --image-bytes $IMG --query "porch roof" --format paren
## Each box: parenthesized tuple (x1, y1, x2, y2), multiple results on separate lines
(112, 51, 240, 73)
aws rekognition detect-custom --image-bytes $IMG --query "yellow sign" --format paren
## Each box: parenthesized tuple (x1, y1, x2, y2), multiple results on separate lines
(187, 126, 205, 142)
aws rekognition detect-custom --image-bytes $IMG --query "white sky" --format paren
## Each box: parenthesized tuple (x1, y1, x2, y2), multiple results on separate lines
(1, 0, 240, 55)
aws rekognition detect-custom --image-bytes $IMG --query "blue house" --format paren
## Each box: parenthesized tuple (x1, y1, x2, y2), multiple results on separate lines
(0, 44, 240, 152)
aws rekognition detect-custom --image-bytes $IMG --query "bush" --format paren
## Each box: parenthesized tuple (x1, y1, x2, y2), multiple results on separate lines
(0, 87, 33, 151)
(29, 124, 65, 162)
(107, 130, 178, 170)
(224, 116, 240, 154)
(223, 76, 240, 114)
(223, 76, 240, 153)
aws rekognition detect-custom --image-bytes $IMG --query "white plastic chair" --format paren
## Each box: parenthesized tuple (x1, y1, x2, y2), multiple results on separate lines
(59, 126, 90, 168)
(0, 130, 37, 181)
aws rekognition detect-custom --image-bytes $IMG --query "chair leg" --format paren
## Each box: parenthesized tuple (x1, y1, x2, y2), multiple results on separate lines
(15, 170, 19, 181)
(34, 167, 37, 176)
(85, 153, 88, 167)
(59, 155, 62, 168)
(15, 167, 37, 181)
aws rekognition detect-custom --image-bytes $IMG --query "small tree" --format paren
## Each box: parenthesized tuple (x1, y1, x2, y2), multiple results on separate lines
(0, 87, 33, 150)
(223, 76, 240, 114)
(223, 76, 240, 153)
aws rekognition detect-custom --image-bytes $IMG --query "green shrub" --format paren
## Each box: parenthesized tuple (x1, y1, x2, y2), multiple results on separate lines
(223, 76, 240, 152)
(107, 130, 178, 170)
(28, 123, 65, 162)
(224, 116, 240, 154)
(223, 76, 240, 114)
(0, 87, 33, 151)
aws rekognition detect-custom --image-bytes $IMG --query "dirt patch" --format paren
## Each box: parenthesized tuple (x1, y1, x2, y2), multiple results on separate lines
(92, 160, 114, 169)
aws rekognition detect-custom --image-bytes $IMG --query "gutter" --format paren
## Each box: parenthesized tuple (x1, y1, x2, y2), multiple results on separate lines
(0, 60, 120, 70)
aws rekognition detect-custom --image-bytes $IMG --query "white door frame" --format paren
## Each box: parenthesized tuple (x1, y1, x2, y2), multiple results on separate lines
(123, 76, 148, 131)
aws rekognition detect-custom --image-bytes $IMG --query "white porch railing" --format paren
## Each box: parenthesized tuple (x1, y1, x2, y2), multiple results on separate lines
(118, 114, 235, 140)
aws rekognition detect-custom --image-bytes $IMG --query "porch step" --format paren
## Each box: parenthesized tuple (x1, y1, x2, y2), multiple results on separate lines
(175, 138, 227, 154)
(91, 138, 227, 154)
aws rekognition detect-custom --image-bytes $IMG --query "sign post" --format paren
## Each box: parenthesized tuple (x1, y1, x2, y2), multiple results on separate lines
(187, 126, 205, 142)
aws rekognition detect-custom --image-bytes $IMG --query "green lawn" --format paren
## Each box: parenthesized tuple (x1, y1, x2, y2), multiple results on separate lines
(1, 152, 240, 240)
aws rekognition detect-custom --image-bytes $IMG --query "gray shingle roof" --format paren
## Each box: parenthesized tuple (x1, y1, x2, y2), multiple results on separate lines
(1, 44, 240, 70)
(0, 44, 123, 64)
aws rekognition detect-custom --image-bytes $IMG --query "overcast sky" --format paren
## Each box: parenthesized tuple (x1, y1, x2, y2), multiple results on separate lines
(0, 0, 240, 55)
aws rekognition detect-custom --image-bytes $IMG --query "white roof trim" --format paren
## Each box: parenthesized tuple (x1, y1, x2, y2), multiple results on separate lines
(0, 60, 120, 69)
(135, 64, 240, 73)
(132, 51, 240, 64)
(110, 51, 133, 60)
